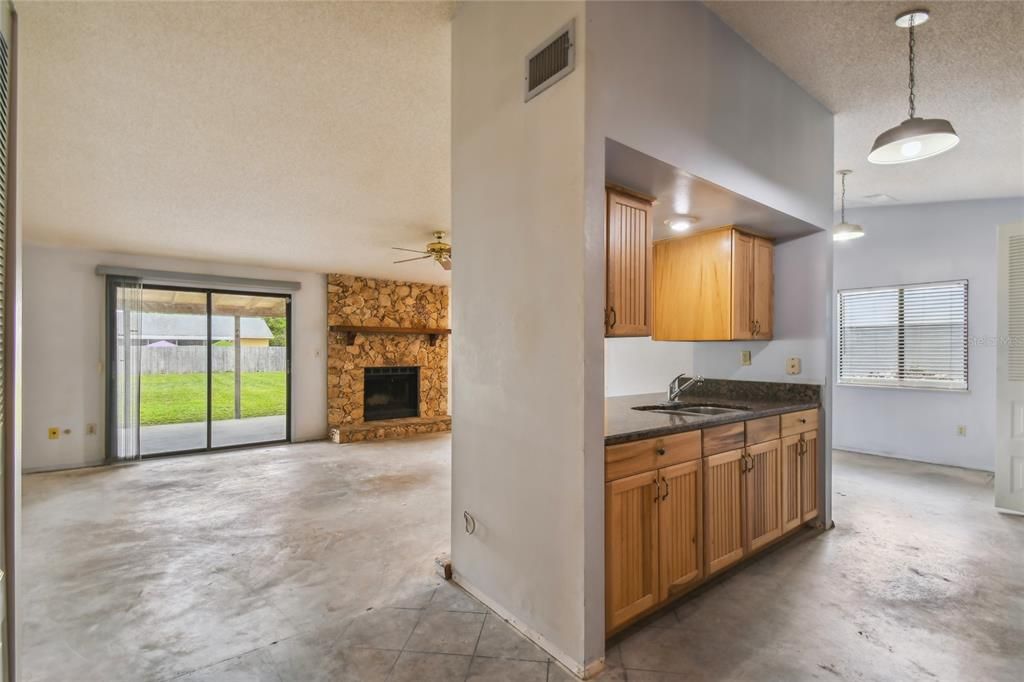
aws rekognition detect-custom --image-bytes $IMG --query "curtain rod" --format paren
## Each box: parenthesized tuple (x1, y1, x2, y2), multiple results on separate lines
(95, 265, 302, 292)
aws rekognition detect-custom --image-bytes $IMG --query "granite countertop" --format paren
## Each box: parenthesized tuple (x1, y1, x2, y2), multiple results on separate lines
(605, 379, 821, 446)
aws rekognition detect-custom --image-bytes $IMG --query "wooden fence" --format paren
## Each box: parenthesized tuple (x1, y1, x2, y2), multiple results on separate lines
(141, 346, 286, 375)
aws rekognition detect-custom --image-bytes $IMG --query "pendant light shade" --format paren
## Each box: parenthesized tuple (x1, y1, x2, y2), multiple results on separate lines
(869, 9, 959, 165)
(833, 170, 864, 242)
(869, 116, 959, 164)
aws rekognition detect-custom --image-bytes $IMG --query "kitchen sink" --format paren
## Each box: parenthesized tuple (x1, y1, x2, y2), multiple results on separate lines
(632, 403, 750, 417)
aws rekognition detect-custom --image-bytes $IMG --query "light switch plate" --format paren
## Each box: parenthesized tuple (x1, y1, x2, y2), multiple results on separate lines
(786, 357, 801, 375)
(740, 350, 751, 366)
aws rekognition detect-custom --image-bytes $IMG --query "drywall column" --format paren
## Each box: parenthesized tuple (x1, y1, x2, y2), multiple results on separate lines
(451, 1, 602, 676)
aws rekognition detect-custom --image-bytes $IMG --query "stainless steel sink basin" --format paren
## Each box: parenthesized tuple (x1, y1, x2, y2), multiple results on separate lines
(632, 403, 750, 417)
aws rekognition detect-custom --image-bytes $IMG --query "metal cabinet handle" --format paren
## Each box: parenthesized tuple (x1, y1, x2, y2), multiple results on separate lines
(747, 453, 755, 471)
(654, 479, 661, 502)
(609, 306, 617, 329)
(656, 447, 666, 456)
(661, 476, 670, 501)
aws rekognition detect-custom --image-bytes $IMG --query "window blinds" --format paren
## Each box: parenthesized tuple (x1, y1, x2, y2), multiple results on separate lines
(838, 280, 968, 390)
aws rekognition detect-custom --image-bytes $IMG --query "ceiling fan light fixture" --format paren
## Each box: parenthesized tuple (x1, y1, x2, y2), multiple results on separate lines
(869, 8, 959, 165)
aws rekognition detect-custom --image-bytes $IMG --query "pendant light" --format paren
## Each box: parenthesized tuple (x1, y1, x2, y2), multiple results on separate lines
(868, 9, 959, 164)
(834, 170, 864, 242)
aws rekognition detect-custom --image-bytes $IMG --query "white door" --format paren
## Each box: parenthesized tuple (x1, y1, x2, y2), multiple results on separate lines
(996, 221, 1024, 513)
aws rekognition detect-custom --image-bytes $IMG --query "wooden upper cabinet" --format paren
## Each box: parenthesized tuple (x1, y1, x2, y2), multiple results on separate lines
(654, 226, 774, 341)
(606, 471, 659, 630)
(658, 460, 703, 601)
(606, 188, 653, 337)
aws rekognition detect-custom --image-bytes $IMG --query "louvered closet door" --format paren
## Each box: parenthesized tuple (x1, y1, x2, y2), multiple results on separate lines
(704, 449, 745, 575)
(997, 223, 1024, 513)
(606, 471, 659, 631)
(658, 460, 702, 600)
(745, 439, 783, 552)
(606, 189, 651, 337)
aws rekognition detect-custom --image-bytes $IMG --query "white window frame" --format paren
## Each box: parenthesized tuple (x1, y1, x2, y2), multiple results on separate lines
(837, 279, 969, 392)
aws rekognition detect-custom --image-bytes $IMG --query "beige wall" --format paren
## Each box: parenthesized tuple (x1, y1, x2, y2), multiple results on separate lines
(22, 243, 328, 472)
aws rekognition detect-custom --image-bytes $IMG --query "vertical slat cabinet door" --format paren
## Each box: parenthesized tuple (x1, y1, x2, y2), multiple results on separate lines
(745, 439, 783, 552)
(800, 430, 820, 523)
(658, 460, 703, 600)
(780, 434, 802, 533)
(704, 449, 745, 575)
(606, 470, 659, 631)
(606, 189, 652, 337)
(730, 230, 754, 340)
(752, 237, 774, 339)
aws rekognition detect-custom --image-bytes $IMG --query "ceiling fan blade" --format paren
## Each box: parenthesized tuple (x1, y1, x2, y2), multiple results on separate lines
(393, 255, 432, 264)
(439, 256, 452, 271)
(392, 247, 429, 254)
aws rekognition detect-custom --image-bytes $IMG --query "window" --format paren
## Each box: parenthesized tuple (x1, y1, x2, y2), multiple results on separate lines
(838, 280, 968, 391)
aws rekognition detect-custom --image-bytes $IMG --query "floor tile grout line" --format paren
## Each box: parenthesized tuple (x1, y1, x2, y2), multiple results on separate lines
(462, 611, 489, 682)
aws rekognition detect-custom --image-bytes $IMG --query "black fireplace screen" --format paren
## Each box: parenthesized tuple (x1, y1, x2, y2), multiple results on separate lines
(363, 367, 420, 421)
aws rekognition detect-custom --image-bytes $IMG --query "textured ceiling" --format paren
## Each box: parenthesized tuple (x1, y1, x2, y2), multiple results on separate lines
(705, 1, 1024, 208)
(19, 1, 454, 284)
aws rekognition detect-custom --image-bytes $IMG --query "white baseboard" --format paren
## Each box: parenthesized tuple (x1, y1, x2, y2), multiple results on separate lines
(452, 572, 602, 680)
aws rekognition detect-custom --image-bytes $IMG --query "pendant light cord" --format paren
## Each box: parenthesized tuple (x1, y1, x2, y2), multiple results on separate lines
(840, 173, 847, 224)
(908, 15, 916, 118)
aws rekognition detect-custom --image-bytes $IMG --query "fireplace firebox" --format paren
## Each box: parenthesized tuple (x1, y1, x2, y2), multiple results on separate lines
(363, 367, 420, 421)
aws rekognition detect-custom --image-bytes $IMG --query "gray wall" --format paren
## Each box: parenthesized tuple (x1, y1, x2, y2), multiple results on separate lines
(22, 243, 328, 472)
(834, 197, 1024, 471)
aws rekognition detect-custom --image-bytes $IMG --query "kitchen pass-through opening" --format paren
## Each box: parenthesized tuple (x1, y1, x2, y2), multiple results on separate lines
(364, 367, 420, 421)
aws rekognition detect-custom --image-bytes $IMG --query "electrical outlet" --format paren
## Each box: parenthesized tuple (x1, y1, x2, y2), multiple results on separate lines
(87, 423, 97, 435)
(957, 425, 967, 437)
(740, 350, 751, 366)
(47, 427, 60, 440)
(786, 357, 802, 375)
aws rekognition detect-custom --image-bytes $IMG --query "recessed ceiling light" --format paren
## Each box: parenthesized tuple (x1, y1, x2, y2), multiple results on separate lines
(665, 215, 698, 232)
(869, 9, 959, 165)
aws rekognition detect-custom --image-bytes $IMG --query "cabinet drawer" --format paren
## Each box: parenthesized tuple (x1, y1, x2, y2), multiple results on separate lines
(745, 415, 780, 445)
(781, 409, 818, 437)
(703, 422, 745, 456)
(606, 431, 701, 481)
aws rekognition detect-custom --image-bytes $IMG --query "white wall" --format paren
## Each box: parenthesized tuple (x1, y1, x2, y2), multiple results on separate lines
(22, 243, 327, 472)
(588, 2, 834, 400)
(834, 198, 1024, 472)
(451, 1, 593, 675)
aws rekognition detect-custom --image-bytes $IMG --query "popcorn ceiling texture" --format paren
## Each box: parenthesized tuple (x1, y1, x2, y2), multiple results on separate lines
(327, 275, 450, 443)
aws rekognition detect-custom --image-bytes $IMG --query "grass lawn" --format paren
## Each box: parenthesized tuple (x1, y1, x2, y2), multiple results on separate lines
(140, 372, 286, 426)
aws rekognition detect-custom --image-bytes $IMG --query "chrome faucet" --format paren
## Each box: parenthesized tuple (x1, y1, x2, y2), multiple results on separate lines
(668, 374, 704, 402)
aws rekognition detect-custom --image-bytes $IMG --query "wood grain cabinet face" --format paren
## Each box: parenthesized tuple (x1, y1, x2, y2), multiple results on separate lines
(606, 189, 653, 337)
(654, 226, 774, 341)
(704, 449, 745, 575)
(658, 460, 703, 600)
(800, 430, 820, 522)
(781, 434, 804, 533)
(606, 471, 659, 630)
(745, 439, 783, 552)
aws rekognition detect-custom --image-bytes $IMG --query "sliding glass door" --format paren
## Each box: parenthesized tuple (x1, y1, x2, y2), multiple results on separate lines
(107, 281, 291, 459)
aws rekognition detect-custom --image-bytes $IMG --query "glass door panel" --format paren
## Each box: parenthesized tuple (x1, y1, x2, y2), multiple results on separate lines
(210, 293, 289, 448)
(138, 287, 209, 455)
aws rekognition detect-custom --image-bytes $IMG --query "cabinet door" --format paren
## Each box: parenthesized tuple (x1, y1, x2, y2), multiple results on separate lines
(606, 471, 659, 630)
(800, 430, 820, 523)
(730, 231, 754, 340)
(704, 449, 745, 575)
(658, 460, 703, 600)
(752, 237, 774, 338)
(780, 434, 803, 533)
(606, 189, 652, 337)
(745, 439, 783, 552)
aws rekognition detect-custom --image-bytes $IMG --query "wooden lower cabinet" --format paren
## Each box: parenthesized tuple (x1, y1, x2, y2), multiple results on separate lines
(606, 471, 659, 631)
(658, 460, 703, 600)
(745, 439, 783, 552)
(782, 429, 820, 532)
(704, 449, 745, 575)
(800, 430, 820, 522)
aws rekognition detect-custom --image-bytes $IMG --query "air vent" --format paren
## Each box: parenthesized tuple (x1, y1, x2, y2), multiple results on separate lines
(524, 19, 575, 102)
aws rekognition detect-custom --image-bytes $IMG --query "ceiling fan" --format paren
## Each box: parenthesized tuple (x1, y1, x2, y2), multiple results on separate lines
(393, 231, 452, 271)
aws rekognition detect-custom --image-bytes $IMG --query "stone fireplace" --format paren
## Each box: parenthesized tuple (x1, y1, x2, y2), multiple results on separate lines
(327, 274, 451, 443)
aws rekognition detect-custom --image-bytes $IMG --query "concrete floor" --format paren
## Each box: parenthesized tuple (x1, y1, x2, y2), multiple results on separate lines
(23, 442, 1024, 681)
